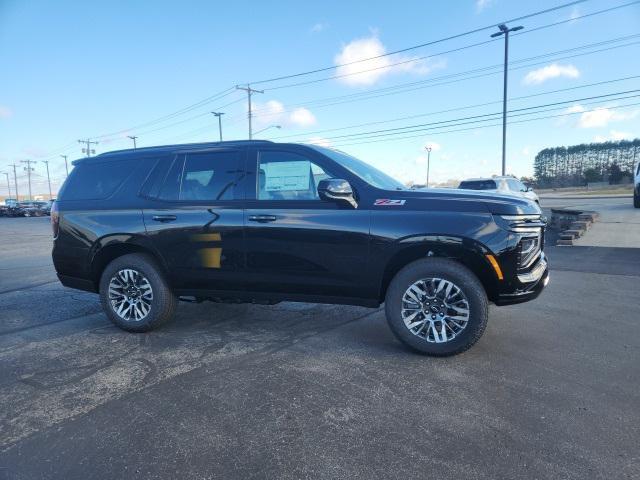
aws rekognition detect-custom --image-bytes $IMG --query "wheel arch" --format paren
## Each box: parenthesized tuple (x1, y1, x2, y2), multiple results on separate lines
(378, 236, 500, 303)
(89, 235, 168, 289)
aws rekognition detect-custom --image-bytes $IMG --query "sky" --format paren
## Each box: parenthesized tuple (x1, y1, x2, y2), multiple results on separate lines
(1, 0, 639, 197)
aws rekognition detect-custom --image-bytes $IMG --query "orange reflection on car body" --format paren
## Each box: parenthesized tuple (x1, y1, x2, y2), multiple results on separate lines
(191, 232, 222, 268)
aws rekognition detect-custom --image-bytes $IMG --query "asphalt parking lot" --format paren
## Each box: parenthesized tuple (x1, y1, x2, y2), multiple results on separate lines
(1, 198, 639, 480)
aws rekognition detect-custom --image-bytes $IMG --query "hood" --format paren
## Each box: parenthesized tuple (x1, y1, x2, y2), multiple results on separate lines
(374, 187, 540, 215)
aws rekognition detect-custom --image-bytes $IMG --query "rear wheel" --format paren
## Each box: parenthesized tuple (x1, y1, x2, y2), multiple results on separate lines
(99, 253, 176, 332)
(634, 191, 640, 208)
(385, 258, 488, 356)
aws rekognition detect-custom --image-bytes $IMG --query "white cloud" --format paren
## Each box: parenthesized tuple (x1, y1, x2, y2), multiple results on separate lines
(566, 104, 585, 114)
(307, 137, 332, 147)
(0, 105, 13, 119)
(523, 63, 580, 85)
(310, 22, 328, 33)
(579, 107, 615, 128)
(252, 100, 316, 129)
(334, 34, 443, 86)
(569, 6, 581, 22)
(289, 107, 316, 127)
(594, 130, 635, 142)
(476, 0, 493, 12)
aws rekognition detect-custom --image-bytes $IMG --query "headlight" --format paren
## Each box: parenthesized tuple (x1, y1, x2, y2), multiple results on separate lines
(518, 234, 541, 269)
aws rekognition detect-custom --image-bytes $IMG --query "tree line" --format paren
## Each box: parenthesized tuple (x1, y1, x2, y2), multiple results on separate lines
(533, 138, 640, 188)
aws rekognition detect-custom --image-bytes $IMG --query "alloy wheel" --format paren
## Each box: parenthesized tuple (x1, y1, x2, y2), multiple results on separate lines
(108, 268, 154, 322)
(401, 277, 470, 343)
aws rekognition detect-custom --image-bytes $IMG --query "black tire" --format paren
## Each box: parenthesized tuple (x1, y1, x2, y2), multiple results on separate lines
(634, 192, 640, 208)
(384, 258, 488, 356)
(99, 253, 177, 332)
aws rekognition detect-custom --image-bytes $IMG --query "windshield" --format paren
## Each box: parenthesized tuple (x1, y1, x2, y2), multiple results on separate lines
(458, 180, 497, 190)
(310, 146, 405, 190)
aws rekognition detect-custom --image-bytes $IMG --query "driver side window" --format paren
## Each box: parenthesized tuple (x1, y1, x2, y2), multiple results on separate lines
(257, 151, 333, 201)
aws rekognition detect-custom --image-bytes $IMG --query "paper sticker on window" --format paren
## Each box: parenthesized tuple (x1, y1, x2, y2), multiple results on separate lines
(264, 161, 311, 191)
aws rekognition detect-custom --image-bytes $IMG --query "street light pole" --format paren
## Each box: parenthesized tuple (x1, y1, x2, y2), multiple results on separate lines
(253, 125, 281, 136)
(42, 160, 53, 200)
(211, 112, 225, 141)
(127, 135, 138, 149)
(60, 155, 69, 177)
(9, 163, 19, 200)
(2, 172, 11, 199)
(425, 146, 432, 188)
(491, 23, 523, 176)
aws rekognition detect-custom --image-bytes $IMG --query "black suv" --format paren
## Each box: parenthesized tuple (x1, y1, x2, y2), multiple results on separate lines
(52, 141, 548, 356)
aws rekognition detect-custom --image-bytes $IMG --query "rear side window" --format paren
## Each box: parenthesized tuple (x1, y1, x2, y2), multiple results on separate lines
(458, 180, 497, 190)
(156, 151, 242, 202)
(60, 159, 136, 200)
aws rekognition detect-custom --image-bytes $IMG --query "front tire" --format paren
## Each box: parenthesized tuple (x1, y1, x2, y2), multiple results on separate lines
(384, 258, 488, 356)
(99, 253, 177, 332)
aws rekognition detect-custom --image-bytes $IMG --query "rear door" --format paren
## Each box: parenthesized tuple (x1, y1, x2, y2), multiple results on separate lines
(142, 148, 247, 292)
(242, 146, 371, 300)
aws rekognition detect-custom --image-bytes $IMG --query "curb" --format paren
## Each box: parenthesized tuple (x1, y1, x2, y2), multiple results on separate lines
(549, 209, 599, 246)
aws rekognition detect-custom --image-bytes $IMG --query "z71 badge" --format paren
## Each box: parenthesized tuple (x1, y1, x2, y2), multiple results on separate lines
(374, 199, 406, 206)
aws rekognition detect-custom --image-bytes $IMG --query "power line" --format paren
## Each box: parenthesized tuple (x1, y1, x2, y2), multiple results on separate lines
(298, 90, 640, 143)
(269, 75, 640, 140)
(247, 0, 590, 85)
(91, 87, 236, 140)
(261, 6, 640, 93)
(328, 101, 640, 148)
(249, 35, 640, 117)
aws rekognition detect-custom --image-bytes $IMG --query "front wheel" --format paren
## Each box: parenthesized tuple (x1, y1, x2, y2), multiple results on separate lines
(99, 253, 177, 332)
(385, 258, 488, 356)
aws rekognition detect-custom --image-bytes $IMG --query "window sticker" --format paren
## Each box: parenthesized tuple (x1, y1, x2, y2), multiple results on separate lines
(264, 161, 311, 192)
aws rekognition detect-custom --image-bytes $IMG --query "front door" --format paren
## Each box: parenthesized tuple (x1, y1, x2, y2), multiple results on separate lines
(143, 149, 246, 292)
(243, 147, 370, 300)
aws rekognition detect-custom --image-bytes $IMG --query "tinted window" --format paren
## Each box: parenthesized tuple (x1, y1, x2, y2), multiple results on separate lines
(157, 151, 242, 201)
(258, 151, 333, 201)
(309, 145, 405, 190)
(506, 179, 522, 191)
(60, 159, 135, 200)
(458, 180, 497, 190)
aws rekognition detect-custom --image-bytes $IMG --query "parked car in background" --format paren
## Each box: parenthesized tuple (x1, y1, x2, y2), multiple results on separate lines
(458, 176, 539, 204)
(18, 201, 48, 217)
(52, 140, 548, 357)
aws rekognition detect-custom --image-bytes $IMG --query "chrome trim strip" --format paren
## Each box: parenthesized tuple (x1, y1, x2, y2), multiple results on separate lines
(517, 256, 547, 283)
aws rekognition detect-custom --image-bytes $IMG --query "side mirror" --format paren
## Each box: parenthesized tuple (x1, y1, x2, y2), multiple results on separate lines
(318, 178, 357, 208)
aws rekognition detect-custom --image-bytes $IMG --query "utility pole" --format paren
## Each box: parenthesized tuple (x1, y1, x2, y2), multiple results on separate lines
(2, 172, 11, 199)
(236, 85, 263, 139)
(42, 160, 53, 199)
(9, 163, 19, 200)
(20, 160, 36, 201)
(127, 135, 138, 149)
(60, 155, 69, 176)
(211, 112, 225, 141)
(425, 146, 433, 188)
(491, 23, 523, 176)
(78, 139, 99, 157)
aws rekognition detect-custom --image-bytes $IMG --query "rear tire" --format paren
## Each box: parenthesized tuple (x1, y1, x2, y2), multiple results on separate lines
(99, 253, 176, 332)
(634, 192, 640, 208)
(384, 258, 488, 356)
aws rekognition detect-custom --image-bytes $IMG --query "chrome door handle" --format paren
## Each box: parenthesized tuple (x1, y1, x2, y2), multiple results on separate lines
(248, 215, 277, 223)
(152, 214, 177, 222)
